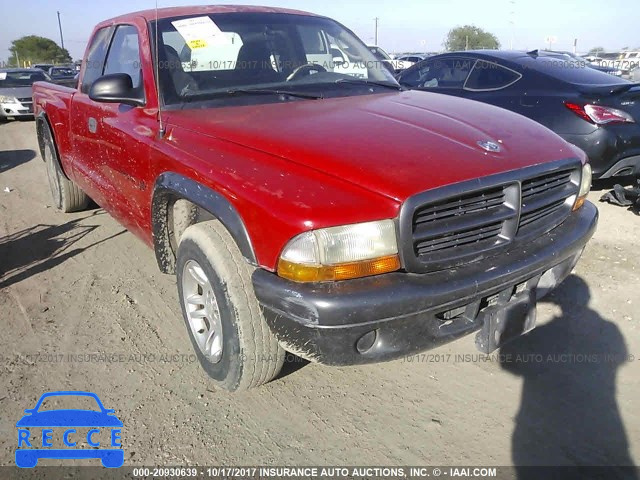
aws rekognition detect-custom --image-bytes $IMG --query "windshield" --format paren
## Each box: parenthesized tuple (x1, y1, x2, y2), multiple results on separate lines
(0, 70, 50, 87)
(154, 12, 398, 107)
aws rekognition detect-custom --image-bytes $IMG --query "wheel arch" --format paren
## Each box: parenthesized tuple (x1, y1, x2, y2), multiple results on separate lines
(35, 112, 72, 180)
(151, 172, 257, 274)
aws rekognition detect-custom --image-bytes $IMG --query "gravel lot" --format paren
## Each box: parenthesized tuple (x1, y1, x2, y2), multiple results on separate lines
(0, 119, 639, 470)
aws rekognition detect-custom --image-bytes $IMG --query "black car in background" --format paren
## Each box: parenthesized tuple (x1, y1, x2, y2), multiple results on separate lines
(397, 50, 640, 179)
(32, 63, 55, 72)
(47, 66, 77, 87)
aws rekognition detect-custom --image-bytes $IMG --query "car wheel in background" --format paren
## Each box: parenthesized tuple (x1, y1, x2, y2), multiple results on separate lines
(176, 220, 285, 391)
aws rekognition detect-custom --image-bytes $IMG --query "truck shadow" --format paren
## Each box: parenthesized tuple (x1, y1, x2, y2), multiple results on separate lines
(276, 353, 310, 380)
(0, 149, 37, 174)
(0, 210, 126, 290)
(500, 275, 637, 477)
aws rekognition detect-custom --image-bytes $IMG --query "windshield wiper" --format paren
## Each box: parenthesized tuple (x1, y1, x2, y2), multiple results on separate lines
(224, 88, 323, 99)
(334, 78, 405, 91)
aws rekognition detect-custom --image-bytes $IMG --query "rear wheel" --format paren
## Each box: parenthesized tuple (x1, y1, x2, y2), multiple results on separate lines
(177, 220, 285, 391)
(42, 122, 89, 212)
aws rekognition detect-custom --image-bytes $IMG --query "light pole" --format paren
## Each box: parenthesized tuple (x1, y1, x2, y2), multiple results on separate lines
(509, 0, 516, 50)
(374, 17, 379, 45)
(57, 11, 65, 50)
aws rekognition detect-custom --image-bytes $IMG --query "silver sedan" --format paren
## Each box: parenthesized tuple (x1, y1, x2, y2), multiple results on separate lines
(0, 68, 51, 120)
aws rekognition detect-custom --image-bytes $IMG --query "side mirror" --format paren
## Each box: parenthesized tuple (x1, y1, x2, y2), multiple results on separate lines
(89, 73, 145, 107)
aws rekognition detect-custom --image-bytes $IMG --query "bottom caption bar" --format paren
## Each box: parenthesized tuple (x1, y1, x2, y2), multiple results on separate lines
(2, 465, 637, 480)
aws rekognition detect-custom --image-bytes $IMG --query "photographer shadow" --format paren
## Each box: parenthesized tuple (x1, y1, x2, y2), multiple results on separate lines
(500, 275, 636, 478)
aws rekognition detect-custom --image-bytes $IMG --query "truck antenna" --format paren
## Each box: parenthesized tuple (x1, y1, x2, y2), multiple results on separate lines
(155, 0, 165, 139)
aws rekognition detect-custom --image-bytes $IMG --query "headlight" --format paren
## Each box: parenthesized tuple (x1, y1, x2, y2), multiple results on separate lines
(0, 95, 18, 103)
(277, 219, 400, 282)
(573, 163, 592, 211)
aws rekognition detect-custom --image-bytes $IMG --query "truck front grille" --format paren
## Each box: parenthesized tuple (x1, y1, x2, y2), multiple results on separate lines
(413, 186, 517, 259)
(399, 160, 581, 273)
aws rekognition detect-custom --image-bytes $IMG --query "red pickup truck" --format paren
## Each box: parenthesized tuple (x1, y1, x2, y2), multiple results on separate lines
(33, 6, 597, 391)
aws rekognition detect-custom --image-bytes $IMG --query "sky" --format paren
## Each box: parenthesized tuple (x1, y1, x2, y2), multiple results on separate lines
(0, 0, 637, 63)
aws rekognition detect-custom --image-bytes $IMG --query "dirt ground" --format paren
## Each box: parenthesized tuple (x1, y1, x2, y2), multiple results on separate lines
(0, 119, 639, 470)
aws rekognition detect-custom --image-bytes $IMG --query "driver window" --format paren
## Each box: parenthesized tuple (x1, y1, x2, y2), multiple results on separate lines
(104, 25, 142, 88)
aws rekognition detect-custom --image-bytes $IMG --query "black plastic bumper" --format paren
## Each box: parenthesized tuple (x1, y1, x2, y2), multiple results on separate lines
(598, 155, 640, 179)
(252, 202, 599, 366)
(560, 124, 640, 179)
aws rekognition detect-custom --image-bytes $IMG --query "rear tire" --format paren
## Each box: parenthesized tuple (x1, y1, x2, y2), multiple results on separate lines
(42, 121, 89, 212)
(177, 220, 285, 391)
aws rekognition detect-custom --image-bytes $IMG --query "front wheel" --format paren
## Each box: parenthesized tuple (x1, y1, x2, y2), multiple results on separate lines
(176, 220, 285, 391)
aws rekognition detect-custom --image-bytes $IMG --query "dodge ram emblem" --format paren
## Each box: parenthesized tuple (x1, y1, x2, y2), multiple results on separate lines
(477, 140, 501, 152)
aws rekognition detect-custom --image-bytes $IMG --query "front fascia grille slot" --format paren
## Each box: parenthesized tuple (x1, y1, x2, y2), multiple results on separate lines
(519, 199, 566, 228)
(415, 222, 505, 254)
(414, 188, 505, 225)
(413, 204, 515, 242)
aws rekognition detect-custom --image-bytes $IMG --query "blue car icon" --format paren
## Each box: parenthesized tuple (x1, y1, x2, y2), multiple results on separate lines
(15, 391, 123, 468)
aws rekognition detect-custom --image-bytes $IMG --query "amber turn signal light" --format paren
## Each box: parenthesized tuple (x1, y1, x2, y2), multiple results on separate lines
(572, 195, 587, 211)
(277, 255, 401, 283)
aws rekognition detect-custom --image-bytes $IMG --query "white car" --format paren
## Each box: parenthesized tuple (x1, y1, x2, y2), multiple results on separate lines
(395, 54, 430, 65)
(329, 44, 368, 79)
(367, 46, 413, 72)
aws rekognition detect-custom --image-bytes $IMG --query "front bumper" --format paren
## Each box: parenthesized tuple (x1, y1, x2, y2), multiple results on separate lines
(1, 101, 34, 118)
(253, 202, 598, 366)
(561, 124, 640, 178)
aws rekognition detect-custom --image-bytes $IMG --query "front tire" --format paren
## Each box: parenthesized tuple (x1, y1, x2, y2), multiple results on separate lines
(41, 121, 89, 212)
(177, 220, 285, 391)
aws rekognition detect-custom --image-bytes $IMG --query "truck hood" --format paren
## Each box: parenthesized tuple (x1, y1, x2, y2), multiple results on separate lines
(166, 91, 579, 201)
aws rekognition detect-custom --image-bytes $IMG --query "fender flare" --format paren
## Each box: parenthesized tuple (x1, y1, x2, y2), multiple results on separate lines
(35, 112, 72, 180)
(35, 112, 48, 160)
(151, 172, 258, 274)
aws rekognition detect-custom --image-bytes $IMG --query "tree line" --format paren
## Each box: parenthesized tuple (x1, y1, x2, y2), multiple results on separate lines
(3, 32, 629, 68)
(7, 36, 71, 67)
